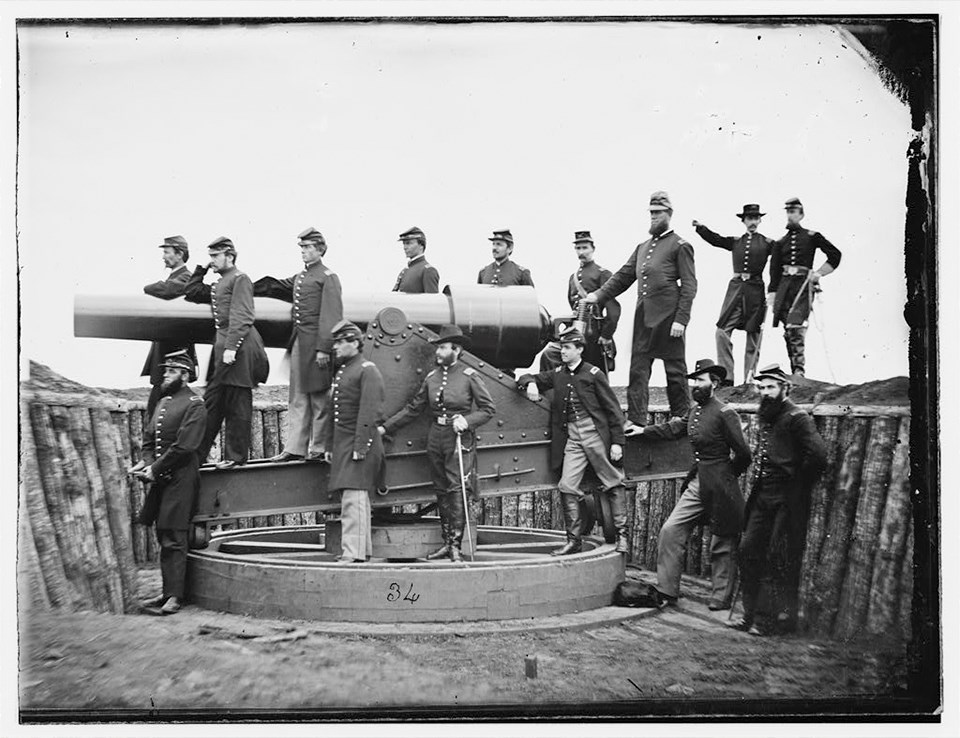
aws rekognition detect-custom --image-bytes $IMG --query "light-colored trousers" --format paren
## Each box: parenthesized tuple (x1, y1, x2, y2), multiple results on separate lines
(340, 489, 373, 561)
(715, 326, 762, 385)
(285, 337, 331, 456)
(557, 417, 625, 498)
(656, 477, 738, 602)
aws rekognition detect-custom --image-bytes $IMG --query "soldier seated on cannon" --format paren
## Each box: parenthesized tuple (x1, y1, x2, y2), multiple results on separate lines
(378, 325, 496, 563)
(517, 328, 629, 556)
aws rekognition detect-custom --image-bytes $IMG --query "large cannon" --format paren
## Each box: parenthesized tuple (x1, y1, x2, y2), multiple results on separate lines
(74, 285, 691, 622)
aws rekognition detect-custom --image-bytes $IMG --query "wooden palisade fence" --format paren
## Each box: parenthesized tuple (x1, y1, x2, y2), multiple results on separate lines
(20, 388, 913, 642)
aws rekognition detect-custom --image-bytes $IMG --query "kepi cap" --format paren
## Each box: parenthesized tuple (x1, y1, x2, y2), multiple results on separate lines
(686, 358, 727, 382)
(158, 235, 189, 263)
(298, 227, 326, 246)
(398, 226, 426, 242)
(331, 320, 363, 342)
(488, 229, 514, 245)
(573, 231, 594, 244)
(557, 327, 586, 346)
(649, 191, 673, 212)
(160, 349, 195, 375)
(207, 236, 236, 254)
(784, 197, 804, 210)
(753, 363, 791, 384)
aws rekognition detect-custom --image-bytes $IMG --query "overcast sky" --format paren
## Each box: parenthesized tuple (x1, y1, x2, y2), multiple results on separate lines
(17, 19, 911, 389)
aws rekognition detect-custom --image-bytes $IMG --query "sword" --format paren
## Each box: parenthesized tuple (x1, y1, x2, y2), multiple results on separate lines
(455, 431, 475, 562)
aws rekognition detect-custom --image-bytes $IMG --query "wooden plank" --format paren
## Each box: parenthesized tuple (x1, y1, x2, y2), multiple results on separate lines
(501, 493, 519, 529)
(517, 491, 535, 528)
(834, 416, 899, 639)
(631, 481, 651, 570)
(262, 409, 281, 458)
(866, 416, 913, 636)
(89, 407, 139, 612)
(249, 409, 265, 461)
(533, 489, 552, 530)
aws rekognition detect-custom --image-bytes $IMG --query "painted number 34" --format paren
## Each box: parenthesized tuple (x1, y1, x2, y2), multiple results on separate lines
(387, 582, 420, 604)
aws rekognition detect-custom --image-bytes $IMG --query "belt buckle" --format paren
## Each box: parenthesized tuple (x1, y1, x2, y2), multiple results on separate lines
(786, 266, 799, 276)
(740, 273, 750, 281)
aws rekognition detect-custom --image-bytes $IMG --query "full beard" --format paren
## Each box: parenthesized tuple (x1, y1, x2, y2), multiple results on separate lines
(161, 376, 184, 396)
(648, 220, 669, 237)
(759, 393, 786, 422)
(691, 385, 713, 405)
(438, 353, 457, 367)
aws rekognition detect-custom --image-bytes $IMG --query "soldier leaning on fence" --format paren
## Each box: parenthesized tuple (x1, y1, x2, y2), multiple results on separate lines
(629, 359, 751, 610)
(254, 227, 343, 463)
(128, 351, 207, 615)
(183, 237, 270, 469)
(768, 197, 842, 377)
(141, 235, 199, 418)
(730, 363, 827, 636)
(379, 324, 496, 562)
(692, 204, 774, 385)
(517, 328, 629, 556)
(392, 226, 440, 294)
(327, 320, 387, 563)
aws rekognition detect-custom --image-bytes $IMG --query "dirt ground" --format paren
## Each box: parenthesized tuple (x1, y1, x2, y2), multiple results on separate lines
(19, 567, 910, 720)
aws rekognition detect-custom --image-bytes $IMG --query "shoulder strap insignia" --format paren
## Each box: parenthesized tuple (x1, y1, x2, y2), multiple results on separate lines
(190, 395, 203, 402)
(464, 367, 476, 376)
(427, 369, 437, 378)
(590, 366, 600, 375)
(361, 360, 376, 368)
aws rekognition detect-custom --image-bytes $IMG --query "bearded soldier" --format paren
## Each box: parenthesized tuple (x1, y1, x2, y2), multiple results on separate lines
(392, 226, 440, 293)
(585, 191, 697, 426)
(692, 204, 774, 384)
(327, 321, 386, 563)
(731, 364, 827, 636)
(129, 351, 206, 615)
(629, 359, 752, 610)
(768, 198, 842, 377)
(184, 237, 269, 468)
(379, 325, 496, 562)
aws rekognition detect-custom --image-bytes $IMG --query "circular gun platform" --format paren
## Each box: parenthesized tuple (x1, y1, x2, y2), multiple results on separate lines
(186, 524, 625, 623)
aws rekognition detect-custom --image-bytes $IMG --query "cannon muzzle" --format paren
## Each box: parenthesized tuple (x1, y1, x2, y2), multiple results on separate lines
(75, 285, 553, 369)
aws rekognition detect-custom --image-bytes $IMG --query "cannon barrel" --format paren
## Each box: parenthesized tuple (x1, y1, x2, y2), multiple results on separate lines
(75, 285, 553, 369)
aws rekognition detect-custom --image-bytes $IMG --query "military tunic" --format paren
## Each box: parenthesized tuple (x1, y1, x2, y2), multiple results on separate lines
(567, 261, 621, 372)
(328, 354, 386, 494)
(140, 384, 207, 529)
(643, 396, 751, 536)
(383, 361, 496, 495)
(393, 254, 440, 294)
(694, 224, 773, 333)
(768, 225, 842, 326)
(477, 258, 535, 287)
(254, 259, 342, 393)
(141, 265, 198, 385)
(596, 230, 697, 359)
(184, 265, 269, 387)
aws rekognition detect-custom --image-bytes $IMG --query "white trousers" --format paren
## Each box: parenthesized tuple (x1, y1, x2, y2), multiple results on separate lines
(340, 489, 373, 561)
(286, 337, 330, 456)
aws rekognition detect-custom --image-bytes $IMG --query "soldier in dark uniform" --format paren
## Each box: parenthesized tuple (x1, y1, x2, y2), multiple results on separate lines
(254, 227, 342, 463)
(732, 364, 827, 636)
(379, 324, 496, 562)
(585, 191, 697, 426)
(629, 359, 752, 610)
(768, 197, 842, 377)
(128, 351, 207, 615)
(327, 320, 386, 563)
(567, 230, 620, 374)
(517, 328, 629, 555)
(477, 229, 535, 287)
(141, 235, 198, 418)
(693, 204, 774, 385)
(392, 226, 440, 293)
(184, 237, 269, 469)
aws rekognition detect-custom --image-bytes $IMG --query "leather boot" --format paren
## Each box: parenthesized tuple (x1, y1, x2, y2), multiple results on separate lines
(608, 485, 630, 554)
(447, 491, 466, 562)
(426, 494, 452, 560)
(784, 326, 807, 376)
(552, 493, 583, 556)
